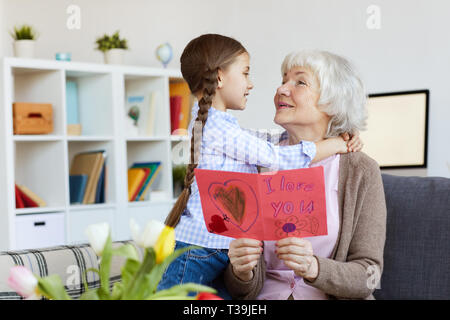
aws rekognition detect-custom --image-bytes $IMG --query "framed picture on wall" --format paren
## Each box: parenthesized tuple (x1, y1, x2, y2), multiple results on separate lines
(359, 89, 429, 169)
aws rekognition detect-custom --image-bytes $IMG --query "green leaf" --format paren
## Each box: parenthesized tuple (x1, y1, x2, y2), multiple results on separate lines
(82, 268, 100, 292)
(112, 243, 140, 261)
(79, 289, 100, 300)
(120, 259, 141, 288)
(111, 282, 124, 300)
(95, 30, 128, 51)
(121, 249, 156, 299)
(145, 283, 216, 300)
(98, 232, 113, 299)
(144, 245, 200, 295)
(37, 275, 71, 300)
(10, 25, 37, 40)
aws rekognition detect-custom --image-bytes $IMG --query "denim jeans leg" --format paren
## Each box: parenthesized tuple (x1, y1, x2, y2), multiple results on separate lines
(157, 242, 232, 299)
(157, 241, 190, 291)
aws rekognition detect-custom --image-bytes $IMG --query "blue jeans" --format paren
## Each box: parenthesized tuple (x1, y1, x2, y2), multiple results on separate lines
(157, 241, 232, 300)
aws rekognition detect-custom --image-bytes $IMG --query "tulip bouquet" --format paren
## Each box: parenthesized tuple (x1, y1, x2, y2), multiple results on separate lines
(8, 219, 220, 300)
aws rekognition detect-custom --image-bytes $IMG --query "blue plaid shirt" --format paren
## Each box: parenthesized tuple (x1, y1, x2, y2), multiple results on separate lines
(175, 105, 317, 249)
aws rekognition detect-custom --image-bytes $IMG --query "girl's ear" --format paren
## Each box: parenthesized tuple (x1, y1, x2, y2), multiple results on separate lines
(217, 68, 224, 89)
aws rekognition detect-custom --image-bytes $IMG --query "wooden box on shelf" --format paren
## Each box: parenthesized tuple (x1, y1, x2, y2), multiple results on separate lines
(13, 102, 53, 134)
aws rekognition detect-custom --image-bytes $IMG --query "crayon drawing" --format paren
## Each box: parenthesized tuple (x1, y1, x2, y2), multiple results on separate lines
(208, 179, 260, 233)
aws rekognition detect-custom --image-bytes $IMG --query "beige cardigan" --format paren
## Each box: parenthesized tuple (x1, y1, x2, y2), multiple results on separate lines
(224, 152, 387, 300)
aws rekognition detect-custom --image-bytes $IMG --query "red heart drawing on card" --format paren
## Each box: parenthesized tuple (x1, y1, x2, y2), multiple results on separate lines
(208, 179, 259, 233)
(208, 214, 228, 234)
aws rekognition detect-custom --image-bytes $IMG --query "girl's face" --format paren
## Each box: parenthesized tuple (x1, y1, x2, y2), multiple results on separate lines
(217, 52, 254, 111)
(273, 66, 329, 128)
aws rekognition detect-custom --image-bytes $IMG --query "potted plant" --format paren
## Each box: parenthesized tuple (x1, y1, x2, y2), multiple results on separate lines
(9, 25, 38, 58)
(172, 165, 186, 197)
(95, 31, 128, 64)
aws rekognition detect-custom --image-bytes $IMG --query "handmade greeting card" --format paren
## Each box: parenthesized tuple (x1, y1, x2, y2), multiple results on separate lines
(194, 167, 327, 241)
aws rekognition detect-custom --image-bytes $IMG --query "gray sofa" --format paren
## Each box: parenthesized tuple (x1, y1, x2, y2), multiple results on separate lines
(374, 174, 450, 299)
(0, 174, 449, 300)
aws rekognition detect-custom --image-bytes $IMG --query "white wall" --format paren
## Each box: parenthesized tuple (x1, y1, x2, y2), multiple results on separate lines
(2, 0, 449, 177)
(0, 0, 4, 58)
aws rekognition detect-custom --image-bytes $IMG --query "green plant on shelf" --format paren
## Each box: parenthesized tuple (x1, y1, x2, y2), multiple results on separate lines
(172, 165, 186, 198)
(9, 25, 38, 40)
(95, 31, 128, 52)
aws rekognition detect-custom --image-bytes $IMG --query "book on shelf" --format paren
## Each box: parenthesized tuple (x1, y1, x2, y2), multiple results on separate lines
(127, 167, 148, 201)
(130, 162, 162, 201)
(69, 150, 106, 204)
(170, 96, 182, 135)
(95, 163, 106, 203)
(69, 175, 88, 204)
(169, 81, 193, 134)
(126, 92, 159, 136)
(17, 185, 46, 207)
(145, 92, 158, 136)
(15, 185, 25, 209)
(15, 184, 39, 208)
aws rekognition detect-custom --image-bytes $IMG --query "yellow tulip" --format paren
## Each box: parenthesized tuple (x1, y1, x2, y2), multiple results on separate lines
(154, 225, 175, 264)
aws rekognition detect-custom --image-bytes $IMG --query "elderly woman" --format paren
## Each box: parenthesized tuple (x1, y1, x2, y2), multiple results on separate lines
(224, 50, 387, 300)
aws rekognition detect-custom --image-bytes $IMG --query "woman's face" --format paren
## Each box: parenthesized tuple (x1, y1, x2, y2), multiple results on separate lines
(273, 66, 330, 129)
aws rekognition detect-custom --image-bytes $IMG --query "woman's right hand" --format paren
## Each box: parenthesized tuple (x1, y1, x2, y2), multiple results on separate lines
(228, 238, 263, 282)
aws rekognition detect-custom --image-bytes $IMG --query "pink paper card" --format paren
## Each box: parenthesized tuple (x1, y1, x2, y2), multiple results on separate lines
(194, 167, 327, 240)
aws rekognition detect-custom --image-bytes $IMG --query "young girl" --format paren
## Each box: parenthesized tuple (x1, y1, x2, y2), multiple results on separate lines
(158, 34, 360, 298)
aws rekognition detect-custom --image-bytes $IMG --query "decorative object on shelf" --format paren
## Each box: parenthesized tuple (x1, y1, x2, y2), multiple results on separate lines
(12, 102, 53, 135)
(155, 43, 173, 68)
(95, 31, 128, 64)
(7, 221, 220, 300)
(66, 80, 82, 136)
(125, 93, 159, 136)
(9, 24, 38, 58)
(125, 95, 141, 136)
(172, 165, 186, 198)
(55, 52, 71, 61)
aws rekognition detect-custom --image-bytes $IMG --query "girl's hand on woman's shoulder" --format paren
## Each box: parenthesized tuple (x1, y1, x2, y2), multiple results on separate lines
(228, 238, 263, 282)
(341, 131, 364, 153)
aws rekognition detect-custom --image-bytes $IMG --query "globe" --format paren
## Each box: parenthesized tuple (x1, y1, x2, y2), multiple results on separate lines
(155, 43, 173, 68)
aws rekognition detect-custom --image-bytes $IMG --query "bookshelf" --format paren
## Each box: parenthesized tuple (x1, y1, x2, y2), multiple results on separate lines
(0, 57, 190, 251)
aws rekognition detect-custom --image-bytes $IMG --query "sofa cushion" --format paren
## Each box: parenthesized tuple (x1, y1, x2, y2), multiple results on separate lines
(0, 241, 142, 300)
(374, 174, 450, 299)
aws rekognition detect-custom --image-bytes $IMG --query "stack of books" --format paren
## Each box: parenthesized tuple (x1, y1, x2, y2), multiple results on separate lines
(169, 82, 193, 135)
(127, 162, 161, 201)
(69, 150, 106, 204)
(15, 184, 47, 209)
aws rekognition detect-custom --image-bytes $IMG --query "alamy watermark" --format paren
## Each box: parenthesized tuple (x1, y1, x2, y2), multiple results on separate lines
(66, 4, 81, 30)
(366, 5, 381, 30)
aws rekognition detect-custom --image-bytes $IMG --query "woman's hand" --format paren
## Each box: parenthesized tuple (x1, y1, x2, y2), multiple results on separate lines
(342, 131, 364, 152)
(228, 238, 263, 282)
(275, 237, 319, 281)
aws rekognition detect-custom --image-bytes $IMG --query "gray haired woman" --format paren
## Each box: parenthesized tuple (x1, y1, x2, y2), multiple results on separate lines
(224, 50, 387, 300)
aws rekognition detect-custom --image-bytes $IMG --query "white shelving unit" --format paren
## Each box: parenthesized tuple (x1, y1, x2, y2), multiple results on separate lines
(0, 57, 188, 251)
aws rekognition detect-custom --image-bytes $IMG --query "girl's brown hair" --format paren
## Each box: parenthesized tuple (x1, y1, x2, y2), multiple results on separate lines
(165, 34, 247, 227)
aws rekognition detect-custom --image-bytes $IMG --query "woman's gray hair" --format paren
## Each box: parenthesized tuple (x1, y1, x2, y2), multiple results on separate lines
(281, 50, 368, 137)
